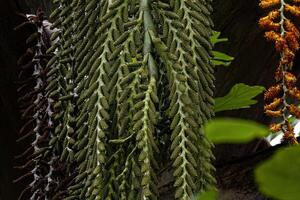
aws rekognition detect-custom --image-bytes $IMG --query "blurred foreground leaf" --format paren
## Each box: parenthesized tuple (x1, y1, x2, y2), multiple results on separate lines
(255, 146, 300, 200)
(204, 118, 269, 144)
(194, 189, 218, 200)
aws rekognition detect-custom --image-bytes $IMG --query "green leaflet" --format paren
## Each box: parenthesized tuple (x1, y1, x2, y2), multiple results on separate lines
(210, 31, 228, 45)
(155, 0, 216, 199)
(210, 31, 234, 67)
(210, 34, 264, 113)
(212, 50, 234, 66)
(133, 76, 159, 199)
(215, 83, 265, 113)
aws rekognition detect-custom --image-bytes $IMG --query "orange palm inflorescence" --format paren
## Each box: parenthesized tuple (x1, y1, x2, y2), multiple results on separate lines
(259, 0, 300, 144)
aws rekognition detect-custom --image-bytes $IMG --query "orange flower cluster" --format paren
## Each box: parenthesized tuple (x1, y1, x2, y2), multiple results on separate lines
(259, 0, 300, 144)
(264, 71, 300, 144)
(259, 11, 280, 31)
(285, 4, 300, 17)
(259, 0, 280, 9)
(259, 1, 300, 67)
(282, 122, 298, 144)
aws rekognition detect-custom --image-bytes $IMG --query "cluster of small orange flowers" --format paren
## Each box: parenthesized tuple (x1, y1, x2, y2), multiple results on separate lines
(259, 0, 280, 9)
(259, 1, 300, 67)
(259, 11, 280, 31)
(260, 0, 300, 144)
(282, 123, 298, 144)
(264, 72, 300, 144)
(264, 84, 282, 100)
(285, 4, 300, 17)
(289, 86, 300, 98)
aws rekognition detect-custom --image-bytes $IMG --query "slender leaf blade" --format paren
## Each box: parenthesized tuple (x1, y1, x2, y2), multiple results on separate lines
(210, 31, 228, 45)
(212, 50, 234, 67)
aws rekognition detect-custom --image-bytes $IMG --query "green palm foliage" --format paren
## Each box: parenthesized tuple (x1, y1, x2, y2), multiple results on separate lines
(20, 0, 216, 199)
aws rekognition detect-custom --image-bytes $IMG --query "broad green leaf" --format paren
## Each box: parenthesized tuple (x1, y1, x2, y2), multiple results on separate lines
(210, 31, 228, 45)
(255, 146, 300, 200)
(194, 189, 218, 200)
(204, 118, 269, 144)
(215, 83, 265, 112)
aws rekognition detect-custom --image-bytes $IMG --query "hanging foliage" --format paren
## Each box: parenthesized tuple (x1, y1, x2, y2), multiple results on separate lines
(14, 9, 71, 199)
(16, 0, 216, 199)
(259, 0, 300, 144)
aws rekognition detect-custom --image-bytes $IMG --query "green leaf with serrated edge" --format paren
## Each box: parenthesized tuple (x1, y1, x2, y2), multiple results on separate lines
(215, 83, 265, 112)
(255, 146, 300, 200)
(204, 118, 269, 144)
